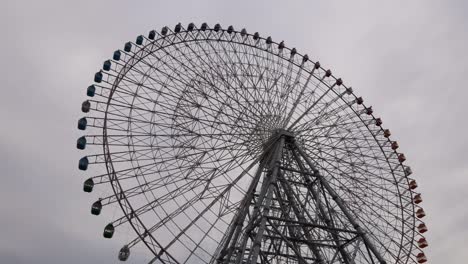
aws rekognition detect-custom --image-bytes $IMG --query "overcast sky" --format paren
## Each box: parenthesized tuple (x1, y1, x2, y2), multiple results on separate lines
(1, 0, 467, 263)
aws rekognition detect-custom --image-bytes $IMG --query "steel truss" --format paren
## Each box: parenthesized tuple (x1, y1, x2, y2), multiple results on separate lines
(216, 131, 385, 264)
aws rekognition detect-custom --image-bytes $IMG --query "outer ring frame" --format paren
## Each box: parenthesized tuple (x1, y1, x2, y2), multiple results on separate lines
(94, 23, 424, 263)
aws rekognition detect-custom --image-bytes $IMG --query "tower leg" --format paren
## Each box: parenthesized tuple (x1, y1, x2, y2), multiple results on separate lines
(216, 133, 387, 264)
(216, 136, 284, 264)
(290, 148, 354, 264)
(246, 136, 285, 264)
(293, 143, 387, 264)
(216, 149, 270, 263)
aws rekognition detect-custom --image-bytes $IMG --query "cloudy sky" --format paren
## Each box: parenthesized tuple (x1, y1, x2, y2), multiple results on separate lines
(1, 0, 467, 263)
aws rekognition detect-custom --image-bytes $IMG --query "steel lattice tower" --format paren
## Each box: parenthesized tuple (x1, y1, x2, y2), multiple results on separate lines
(216, 131, 385, 264)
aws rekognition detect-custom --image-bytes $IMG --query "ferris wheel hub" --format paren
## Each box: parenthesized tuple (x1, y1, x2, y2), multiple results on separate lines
(273, 128, 295, 141)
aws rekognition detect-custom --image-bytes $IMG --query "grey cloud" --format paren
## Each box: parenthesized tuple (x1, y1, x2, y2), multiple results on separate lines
(1, 0, 467, 263)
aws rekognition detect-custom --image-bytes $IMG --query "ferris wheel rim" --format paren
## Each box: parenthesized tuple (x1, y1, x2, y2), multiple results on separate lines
(78, 22, 426, 263)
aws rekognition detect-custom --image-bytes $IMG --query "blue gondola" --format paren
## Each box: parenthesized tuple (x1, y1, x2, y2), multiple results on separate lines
(214, 24, 221, 32)
(136, 35, 143, 45)
(148, 30, 156, 40)
(81, 100, 90, 113)
(174, 23, 181, 33)
(227, 26, 234, 34)
(79, 156, 89, 170)
(201, 23, 208, 31)
(78, 117, 87, 130)
(103, 60, 111, 71)
(113, 50, 121, 61)
(76, 136, 86, 150)
(94, 72, 103, 83)
(124, 42, 132, 52)
(103, 223, 115, 238)
(91, 200, 102, 215)
(161, 26, 168, 36)
(83, 178, 94, 193)
(187, 23, 195, 32)
(87, 85, 95, 97)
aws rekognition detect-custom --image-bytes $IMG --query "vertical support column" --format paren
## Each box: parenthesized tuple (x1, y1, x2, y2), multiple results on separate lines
(246, 136, 285, 264)
(276, 173, 325, 263)
(271, 186, 309, 264)
(293, 143, 387, 264)
(216, 151, 270, 263)
(290, 149, 353, 264)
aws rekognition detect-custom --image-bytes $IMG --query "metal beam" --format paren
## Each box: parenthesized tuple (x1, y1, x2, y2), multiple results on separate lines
(293, 142, 387, 264)
(290, 147, 354, 264)
(276, 173, 325, 263)
(216, 152, 270, 263)
(247, 136, 285, 264)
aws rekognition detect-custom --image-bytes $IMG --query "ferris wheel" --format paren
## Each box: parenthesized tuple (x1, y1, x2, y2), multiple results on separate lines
(76, 23, 428, 263)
